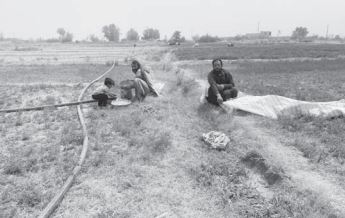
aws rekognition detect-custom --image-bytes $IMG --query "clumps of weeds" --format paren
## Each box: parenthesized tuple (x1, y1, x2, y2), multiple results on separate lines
(21, 131, 30, 141)
(278, 115, 304, 132)
(268, 189, 334, 218)
(17, 182, 43, 208)
(148, 132, 172, 154)
(60, 121, 83, 148)
(0, 186, 17, 217)
(23, 158, 39, 173)
(190, 160, 246, 187)
(113, 121, 131, 137)
(129, 131, 172, 163)
(190, 158, 331, 217)
(42, 95, 56, 105)
(278, 115, 345, 164)
(3, 148, 40, 175)
(132, 131, 172, 154)
(289, 137, 319, 160)
(3, 158, 23, 175)
(14, 113, 23, 126)
(89, 151, 106, 167)
(112, 111, 144, 137)
(132, 111, 145, 126)
(189, 160, 255, 209)
(32, 145, 58, 170)
(96, 209, 131, 218)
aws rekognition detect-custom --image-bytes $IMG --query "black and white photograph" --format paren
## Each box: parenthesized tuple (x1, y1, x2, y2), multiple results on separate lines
(1, 0, 345, 217)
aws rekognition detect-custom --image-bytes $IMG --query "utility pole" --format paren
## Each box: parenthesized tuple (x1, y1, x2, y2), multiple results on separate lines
(257, 22, 260, 33)
(326, 24, 329, 39)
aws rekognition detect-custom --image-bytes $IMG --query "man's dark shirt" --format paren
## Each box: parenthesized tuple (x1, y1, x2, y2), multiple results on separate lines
(208, 69, 235, 96)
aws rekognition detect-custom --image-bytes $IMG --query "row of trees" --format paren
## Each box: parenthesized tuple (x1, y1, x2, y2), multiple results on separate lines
(52, 25, 310, 44)
(54, 25, 316, 43)
(101, 24, 160, 42)
(51, 25, 161, 43)
(98, 24, 220, 44)
(3, 25, 339, 43)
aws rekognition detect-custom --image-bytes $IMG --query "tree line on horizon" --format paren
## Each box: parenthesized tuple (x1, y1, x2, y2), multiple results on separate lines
(0, 25, 344, 43)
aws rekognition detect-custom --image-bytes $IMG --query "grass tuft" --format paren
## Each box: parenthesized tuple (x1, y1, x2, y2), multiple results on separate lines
(17, 183, 42, 207)
(3, 160, 23, 175)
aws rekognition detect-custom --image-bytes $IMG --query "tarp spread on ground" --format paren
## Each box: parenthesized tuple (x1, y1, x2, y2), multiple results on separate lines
(222, 94, 345, 119)
(153, 82, 165, 96)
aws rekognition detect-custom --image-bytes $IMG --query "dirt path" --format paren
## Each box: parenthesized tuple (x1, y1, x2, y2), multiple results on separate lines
(232, 115, 345, 216)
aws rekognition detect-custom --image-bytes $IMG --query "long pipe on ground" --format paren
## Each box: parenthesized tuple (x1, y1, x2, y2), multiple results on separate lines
(38, 60, 116, 218)
(0, 99, 115, 114)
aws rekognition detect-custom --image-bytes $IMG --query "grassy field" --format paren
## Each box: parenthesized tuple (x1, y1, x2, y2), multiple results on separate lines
(173, 42, 345, 60)
(181, 57, 345, 172)
(1, 42, 345, 217)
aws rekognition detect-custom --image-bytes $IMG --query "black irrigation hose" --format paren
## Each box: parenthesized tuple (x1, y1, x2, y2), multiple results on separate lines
(0, 99, 113, 113)
(38, 59, 116, 218)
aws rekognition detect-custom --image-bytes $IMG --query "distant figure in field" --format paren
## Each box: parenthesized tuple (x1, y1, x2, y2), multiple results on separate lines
(120, 60, 158, 102)
(206, 59, 238, 105)
(92, 78, 117, 107)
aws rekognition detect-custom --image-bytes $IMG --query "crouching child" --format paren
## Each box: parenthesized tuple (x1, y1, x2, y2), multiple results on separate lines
(92, 78, 117, 107)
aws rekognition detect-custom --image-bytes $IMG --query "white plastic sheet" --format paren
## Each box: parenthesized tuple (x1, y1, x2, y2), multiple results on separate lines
(200, 88, 345, 119)
(223, 94, 345, 119)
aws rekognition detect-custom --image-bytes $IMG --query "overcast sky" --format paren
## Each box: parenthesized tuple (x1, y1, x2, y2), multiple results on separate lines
(0, 0, 344, 40)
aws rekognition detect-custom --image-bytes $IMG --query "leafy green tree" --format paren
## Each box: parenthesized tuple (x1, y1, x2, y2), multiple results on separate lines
(57, 28, 66, 37)
(169, 31, 185, 44)
(88, 34, 100, 42)
(142, 28, 160, 40)
(291, 27, 309, 40)
(102, 24, 120, 42)
(56, 28, 73, 42)
(126, 28, 139, 41)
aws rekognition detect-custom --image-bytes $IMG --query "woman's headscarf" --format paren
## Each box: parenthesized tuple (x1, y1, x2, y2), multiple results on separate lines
(131, 60, 142, 73)
(131, 59, 150, 74)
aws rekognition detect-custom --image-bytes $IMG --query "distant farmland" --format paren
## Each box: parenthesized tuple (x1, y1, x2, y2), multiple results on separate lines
(0, 41, 167, 65)
(173, 42, 345, 60)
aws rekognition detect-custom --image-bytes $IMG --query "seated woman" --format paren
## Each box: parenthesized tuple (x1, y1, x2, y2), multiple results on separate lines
(206, 59, 238, 105)
(121, 60, 158, 102)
